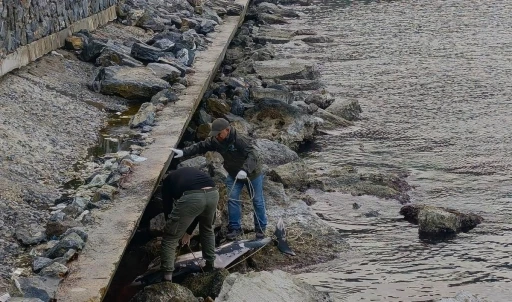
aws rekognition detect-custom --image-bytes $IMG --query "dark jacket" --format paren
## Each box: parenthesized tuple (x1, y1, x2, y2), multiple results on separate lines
(183, 127, 262, 180)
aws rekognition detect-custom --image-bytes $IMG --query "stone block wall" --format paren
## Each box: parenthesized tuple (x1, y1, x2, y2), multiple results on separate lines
(0, 0, 117, 59)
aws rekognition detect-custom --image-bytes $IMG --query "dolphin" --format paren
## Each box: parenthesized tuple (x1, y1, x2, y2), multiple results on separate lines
(130, 237, 272, 286)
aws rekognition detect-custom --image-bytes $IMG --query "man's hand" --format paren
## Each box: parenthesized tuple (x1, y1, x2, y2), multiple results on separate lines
(171, 148, 183, 158)
(181, 233, 192, 246)
(236, 170, 247, 179)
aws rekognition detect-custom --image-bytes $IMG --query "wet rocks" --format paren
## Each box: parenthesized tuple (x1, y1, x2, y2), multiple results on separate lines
(129, 103, 156, 128)
(93, 66, 171, 100)
(326, 99, 362, 121)
(400, 204, 483, 239)
(129, 282, 197, 302)
(216, 270, 332, 302)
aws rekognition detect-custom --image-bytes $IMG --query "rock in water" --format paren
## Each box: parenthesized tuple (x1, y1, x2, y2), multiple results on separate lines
(400, 204, 483, 239)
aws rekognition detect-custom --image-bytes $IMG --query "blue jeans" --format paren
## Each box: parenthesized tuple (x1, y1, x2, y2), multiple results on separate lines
(225, 174, 267, 232)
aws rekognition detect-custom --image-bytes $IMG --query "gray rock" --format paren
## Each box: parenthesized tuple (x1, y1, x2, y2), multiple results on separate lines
(216, 270, 332, 302)
(129, 103, 156, 128)
(15, 225, 47, 246)
(152, 39, 176, 51)
(199, 19, 217, 35)
(305, 91, 335, 109)
(62, 197, 89, 218)
(302, 36, 334, 43)
(438, 291, 485, 302)
(96, 47, 144, 67)
(176, 48, 194, 67)
(16, 276, 61, 302)
(39, 262, 68, 278)
(43, 232, 84, 259)
(197, 109, 212, 124)
(150, 89, 179, 105)
(250, 88, 294, 104)
(325, 99, 363, 121)
(93, 184, 118, 201)
(150, 213, 166, 235)
(258, 13, 288, 25)
(79, 39, 107, 62)
(245, 100, 322, 150)
(87, 173, 108, 188)
(268, 161, 308, 190)
(253, 139, 299, 167)
(313, 108, 353, 129)
(281, 79, 325, 91)
(94, 66, 170, 101)
(253, 26, 295, 44)
(131, 43, 166, 62)
(253, 59, 319, 80)
(32, 257, 53, 273)
(400, 205, 483, 239)
(61, 227, 88, 242)
(147, 63, 182, 83)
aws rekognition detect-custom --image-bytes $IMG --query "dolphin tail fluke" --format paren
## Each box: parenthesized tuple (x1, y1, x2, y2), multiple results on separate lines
(274, 217, 296, 256)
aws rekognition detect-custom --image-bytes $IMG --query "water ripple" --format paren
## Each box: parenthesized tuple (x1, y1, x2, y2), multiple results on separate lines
(271, 0, 512, 300)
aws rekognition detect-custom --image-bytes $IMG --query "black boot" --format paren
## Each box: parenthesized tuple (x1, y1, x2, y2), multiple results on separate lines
(204, 261, 215, 273)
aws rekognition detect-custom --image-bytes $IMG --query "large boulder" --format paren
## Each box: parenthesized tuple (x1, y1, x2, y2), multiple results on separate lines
(244, 99, 322, 150)
(250, 88, 294, 104)
(400, 204, 484, 239)
(268, 161, 308, 190)
(93, 66, 170, 101)
(253, 139, 299, 167)
(325, 99, 362, 121)
(216, 270, 332, 302)
(129, 282, 197, 302)
(252, 26, 295, 44)
(253, 59, 319, 80)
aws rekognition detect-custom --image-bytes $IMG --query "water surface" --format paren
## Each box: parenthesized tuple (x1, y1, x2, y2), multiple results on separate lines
(272, 0, 512, 300)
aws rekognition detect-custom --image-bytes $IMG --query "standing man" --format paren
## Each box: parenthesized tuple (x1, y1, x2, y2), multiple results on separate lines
(171, 118, 267, 240)
(160, 166, 219, 282)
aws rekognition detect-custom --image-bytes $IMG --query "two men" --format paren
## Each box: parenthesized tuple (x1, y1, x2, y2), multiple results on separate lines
(160, 166, 219, 281)
(171, 118, 268, 240)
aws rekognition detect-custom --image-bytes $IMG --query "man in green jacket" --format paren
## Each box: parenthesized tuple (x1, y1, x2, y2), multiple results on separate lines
(171, 118, 267, 240)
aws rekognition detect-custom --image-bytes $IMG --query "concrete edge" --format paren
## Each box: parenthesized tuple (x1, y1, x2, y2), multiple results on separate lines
(55, 1, 250, 301)
(0, 6, 117, 78)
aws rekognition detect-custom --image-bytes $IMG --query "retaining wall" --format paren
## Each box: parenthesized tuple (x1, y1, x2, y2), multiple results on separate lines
(0, 0, 117, 77)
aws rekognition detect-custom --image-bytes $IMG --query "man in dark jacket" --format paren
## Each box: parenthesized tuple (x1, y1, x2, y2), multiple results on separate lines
(160, 166, 219, 282)
(171, 118, 267, 240)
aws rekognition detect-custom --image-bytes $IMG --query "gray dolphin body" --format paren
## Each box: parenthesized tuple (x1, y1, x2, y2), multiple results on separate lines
(131, 237, 272, 285)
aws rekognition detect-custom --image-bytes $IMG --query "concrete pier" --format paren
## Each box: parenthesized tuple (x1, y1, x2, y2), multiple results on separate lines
(55, 0, 250, 301)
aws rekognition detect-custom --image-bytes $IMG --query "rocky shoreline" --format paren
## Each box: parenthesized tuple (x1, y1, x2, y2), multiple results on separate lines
(0, 0, 417, 301)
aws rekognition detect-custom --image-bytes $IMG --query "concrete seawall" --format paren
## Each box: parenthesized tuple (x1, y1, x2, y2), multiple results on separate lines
(55, 0, 250, 300)
(0, 6, 116, 77)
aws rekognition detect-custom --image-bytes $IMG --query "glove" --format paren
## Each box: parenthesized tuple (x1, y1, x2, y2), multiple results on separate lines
(236, 170, 247, 179)
(170, 148, 183, 158)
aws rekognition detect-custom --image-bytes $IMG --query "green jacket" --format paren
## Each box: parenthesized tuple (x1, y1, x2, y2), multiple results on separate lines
(183, 127, 262, 180)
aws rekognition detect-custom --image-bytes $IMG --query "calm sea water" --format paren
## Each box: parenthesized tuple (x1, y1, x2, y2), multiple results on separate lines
(271, 0, 512, 300)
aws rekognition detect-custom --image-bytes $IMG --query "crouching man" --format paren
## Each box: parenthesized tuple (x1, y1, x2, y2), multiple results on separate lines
(160, 166, 219, 282)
